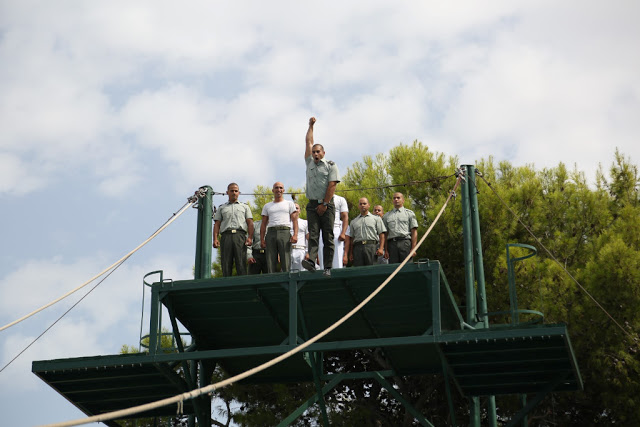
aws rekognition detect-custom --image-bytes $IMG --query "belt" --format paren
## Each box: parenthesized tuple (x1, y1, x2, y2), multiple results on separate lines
(269, 225, 291, 230)
(354, 240, 377, 245)
(252, 249, 266, 254)
(222, 229, 245, 234)
(292, 245, 306, 249)
(389, 236, 410, 242)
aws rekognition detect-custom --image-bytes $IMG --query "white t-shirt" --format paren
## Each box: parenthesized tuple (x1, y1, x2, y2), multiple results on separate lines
(291, 218, 308, 248)
(262, 200, 296, 227)
(333, 195, 349, 228)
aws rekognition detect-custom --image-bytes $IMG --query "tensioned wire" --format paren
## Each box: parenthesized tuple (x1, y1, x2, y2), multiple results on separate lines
(0, 256, 129, 374)
(38, 176, 462, 427)
(211, 174, 456, 197)
(475, 171, 636, 341)
(0, 201, 194, 333)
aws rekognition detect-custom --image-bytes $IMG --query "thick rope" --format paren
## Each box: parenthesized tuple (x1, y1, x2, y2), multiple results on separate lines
(39, 177, 462, 427)
(0, 201, 193, 333)
(0, 256, 129, 374)
(476, 172, 636, 341)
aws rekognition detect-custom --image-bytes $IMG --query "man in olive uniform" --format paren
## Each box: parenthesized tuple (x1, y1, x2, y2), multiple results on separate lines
(383, 192, 419, 263)
(247, 219, 267, 274)
(213, 183, 254, 276)
(348, 197, 386, 266)
(302, 117, 340, 276)
(373, 205, 389, 265)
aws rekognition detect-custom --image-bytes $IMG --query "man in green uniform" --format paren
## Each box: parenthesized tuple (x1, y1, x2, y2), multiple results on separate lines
(383, 192, 419, 264)
(373, 204, 389, 265)
(302, 117, 340, 276)
(348, 197, 386, 266)
(213, 183, 254, 276)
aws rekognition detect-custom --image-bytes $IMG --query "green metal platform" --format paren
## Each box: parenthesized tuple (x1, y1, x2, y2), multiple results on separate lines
(31, 172, 584, 426)
(33, 262, 582, 422)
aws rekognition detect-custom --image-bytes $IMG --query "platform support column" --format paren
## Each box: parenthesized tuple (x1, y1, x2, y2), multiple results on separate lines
(464, 165, 498, 426)
(309, 352, 330, 427)
(194, 186, 213, 280)
(460, 166, 476, 325)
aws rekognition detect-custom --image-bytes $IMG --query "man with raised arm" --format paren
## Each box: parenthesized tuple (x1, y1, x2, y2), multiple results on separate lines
(260, 182, 299, 273)
(213, 183, 254, 277)
(302, 117, 340, 277)
(383, 192, 419, 263)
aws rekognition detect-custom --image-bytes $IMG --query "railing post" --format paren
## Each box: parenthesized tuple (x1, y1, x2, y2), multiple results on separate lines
(194, 186, 213, 280)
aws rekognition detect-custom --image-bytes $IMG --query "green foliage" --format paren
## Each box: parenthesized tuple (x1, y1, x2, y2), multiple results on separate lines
(196, 145, 640, 425)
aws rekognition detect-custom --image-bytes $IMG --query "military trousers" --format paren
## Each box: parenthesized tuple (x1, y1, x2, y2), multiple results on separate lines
(388, 238, 412, 264)
(353, 242, 377, 266)
(307, 201, 336, 269)
(221, 230, 247, 276)
(249, 249, 268, 275)
(266, 227, 292, 273)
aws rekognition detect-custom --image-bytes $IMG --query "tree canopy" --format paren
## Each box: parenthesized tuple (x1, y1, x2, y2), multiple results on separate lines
(211, 143, 639, 425)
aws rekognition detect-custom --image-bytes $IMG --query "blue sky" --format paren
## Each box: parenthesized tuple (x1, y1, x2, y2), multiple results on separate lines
(1, 1, 639, 425)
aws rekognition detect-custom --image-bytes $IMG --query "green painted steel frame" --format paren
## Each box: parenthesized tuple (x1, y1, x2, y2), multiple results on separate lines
(31, 178, 584, 426)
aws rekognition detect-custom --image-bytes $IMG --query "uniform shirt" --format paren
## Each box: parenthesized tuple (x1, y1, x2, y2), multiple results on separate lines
(305, 156, 340, 201)
(333, 195, 349, 228)
(214, 201, 253, 232)
(261, 200, 296, 227)
(247, 219, 264, 259)
(291, 218, 308, 249)
(349, 212, 387, 242)
(383, 207, 418, 239)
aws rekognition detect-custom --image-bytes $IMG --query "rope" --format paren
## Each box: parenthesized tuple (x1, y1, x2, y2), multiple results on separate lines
(210, 174, 456, 197)
(476, 171, 636, 341)
(39, 176, 462, 427)
(0, 257, 129, 374)
(0, 201, 194, 333)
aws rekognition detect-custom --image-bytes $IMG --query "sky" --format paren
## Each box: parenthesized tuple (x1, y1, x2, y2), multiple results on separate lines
(1, 1, 639, 425)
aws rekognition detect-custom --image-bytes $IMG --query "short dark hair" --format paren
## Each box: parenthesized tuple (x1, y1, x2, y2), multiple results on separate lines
(227, 182, 239, 190)
(312, 143, 324, 151)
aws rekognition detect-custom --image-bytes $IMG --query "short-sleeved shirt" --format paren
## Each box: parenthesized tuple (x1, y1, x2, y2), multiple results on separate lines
(305, 156, 340, 201)
(262, 200, 296, 227)
(349, 212, 387, 242)
(214, 201, 253, 232)
(333, 195, 349, 228)
(383, 207, 418, 239)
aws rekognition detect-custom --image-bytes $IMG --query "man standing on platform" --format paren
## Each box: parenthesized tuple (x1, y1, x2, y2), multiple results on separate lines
(261, 182, 298, 273)
(348, 197, 386, 266)
(302, 117, 340, 277)
(247, 219, 268, 274)
(373, 204, 389, 264)
(290, 203, 309, 271)
(383, 192, 419, 263)
(213, 183, 254, 277)
(318, 194, 349, 269)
